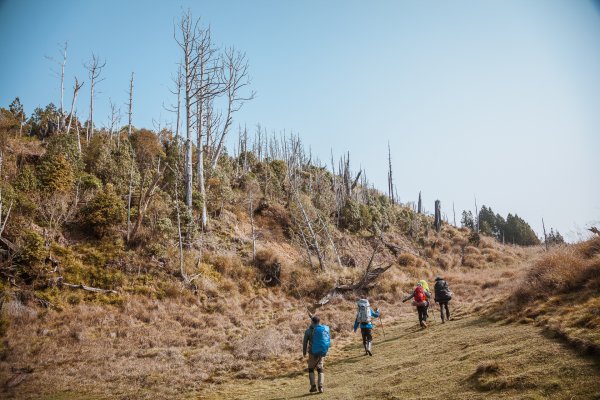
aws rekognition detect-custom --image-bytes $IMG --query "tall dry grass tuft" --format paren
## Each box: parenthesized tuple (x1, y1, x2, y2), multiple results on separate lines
(500, 235, 600, 355)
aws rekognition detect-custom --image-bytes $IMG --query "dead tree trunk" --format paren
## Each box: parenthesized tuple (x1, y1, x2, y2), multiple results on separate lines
(387, 142, 394, 204)
(542, 218, 548, 251)
(294, 190, 325, 271)
(126, 151, 135, 243)
(66, 78, 84, 134)
(59, 42, 67, 130)
(452, 201, 456, 227)
(434, 200, 442, 232)
(249, 196, 256, 262)
(318, 214, 342, 268)
(84, 54, 106, 142)
(127, 72, 134, 140)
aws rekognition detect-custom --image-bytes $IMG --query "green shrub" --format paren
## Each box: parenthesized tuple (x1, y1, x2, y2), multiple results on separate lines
(16, 230, 46, 266)
(80, 184, 126, 238)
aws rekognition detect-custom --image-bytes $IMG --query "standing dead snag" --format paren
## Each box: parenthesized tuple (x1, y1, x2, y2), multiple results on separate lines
(387, 142, 395, 204)
(84, 54, 106, 142)
(542, 218, 548, 251)
(434, 200, 442, 232)
(127, 72, 134, 141)
(210, 47, 255, 171)
(66, 78, 84, 134)
(175, 11, 200, 242)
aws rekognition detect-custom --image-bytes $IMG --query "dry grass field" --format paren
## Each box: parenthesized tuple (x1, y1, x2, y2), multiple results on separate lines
(1, 221, 598, 399)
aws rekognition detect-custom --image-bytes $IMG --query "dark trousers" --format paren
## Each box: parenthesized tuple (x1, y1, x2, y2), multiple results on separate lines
(438, 301, 450, 320)
(360, 327, 372, 347)
(417, 305, 428, 323)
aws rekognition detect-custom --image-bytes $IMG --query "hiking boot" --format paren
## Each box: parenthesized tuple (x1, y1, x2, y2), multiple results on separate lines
(310, 385, 318, 393)
(318, 387, 324, 393)
(421, 321, 428, 328)
(367, 349, 372, 356)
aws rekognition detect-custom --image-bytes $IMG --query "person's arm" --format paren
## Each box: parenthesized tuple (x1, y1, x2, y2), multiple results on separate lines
(302, 330, 309, 356)
(353, 318, 359, 332)
(371, 309, 380, 318)
(402, 292, 415, 302)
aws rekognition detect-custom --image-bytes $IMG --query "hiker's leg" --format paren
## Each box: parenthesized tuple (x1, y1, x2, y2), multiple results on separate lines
(360, 328, 368, 351)
(307, 355, 317, 391)
(365, 328, 373, 355)
(439, 302, 445, 321)
(445, 302, 451, 320)
(317, 357, 324, 390)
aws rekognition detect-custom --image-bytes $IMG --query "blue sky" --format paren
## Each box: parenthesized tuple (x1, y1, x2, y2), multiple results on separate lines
(1, 0, 599, 241)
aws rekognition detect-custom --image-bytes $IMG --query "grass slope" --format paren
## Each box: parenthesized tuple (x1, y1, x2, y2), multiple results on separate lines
(213, 312, 600, 400)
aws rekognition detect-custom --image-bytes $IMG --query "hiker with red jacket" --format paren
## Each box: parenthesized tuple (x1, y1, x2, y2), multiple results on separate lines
(402, 282, 431, 328)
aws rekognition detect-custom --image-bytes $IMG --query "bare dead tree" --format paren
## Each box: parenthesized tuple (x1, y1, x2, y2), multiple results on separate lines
(174, 11, 201, 242)
(167, 161, 188, 283)
(66, 78, 84, 134)
(387, 142, 395, 204)
(434, 200, 442, 232)
(126, 156, 135, 244)
(127, 72, 134, 139)
(165, 66, 183, 140)
(210, 47, 255, 171)
(318, 214, 342, 268)
(542, 218, 548, 251)
(84, 54, 106, 142)
(59, 42, 67, 128)
(71, 110, 81, 155)
(45, 41, 68, 130)
(107, 99, 121, 146)
(453, 201, 456, 226)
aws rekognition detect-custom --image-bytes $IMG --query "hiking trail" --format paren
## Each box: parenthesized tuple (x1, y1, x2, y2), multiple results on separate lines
(210, 310, 600, 400)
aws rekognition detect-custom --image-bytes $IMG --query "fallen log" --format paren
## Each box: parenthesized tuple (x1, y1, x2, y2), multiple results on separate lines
(317, 263, 393, 306)
(60, 281, 118, 294)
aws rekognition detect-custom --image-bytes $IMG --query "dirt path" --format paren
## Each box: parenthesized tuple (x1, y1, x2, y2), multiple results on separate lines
(208, 311, 600, 400)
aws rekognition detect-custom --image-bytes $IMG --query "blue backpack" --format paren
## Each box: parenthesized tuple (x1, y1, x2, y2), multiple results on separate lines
(311, 325, 331, 357)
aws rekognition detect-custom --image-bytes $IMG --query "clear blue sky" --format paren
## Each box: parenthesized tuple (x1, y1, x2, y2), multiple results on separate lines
(1, 0, 599, 241)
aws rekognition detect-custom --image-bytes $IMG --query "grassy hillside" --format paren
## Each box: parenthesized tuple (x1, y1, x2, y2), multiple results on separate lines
(1, 112, 597, 399)
(497, 235, 600, 355)
(214, 314, 600, 400)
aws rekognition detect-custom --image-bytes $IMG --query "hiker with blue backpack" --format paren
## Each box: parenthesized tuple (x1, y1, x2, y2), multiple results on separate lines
(353, 299, 381, 356)
(303, 315, 330, 394)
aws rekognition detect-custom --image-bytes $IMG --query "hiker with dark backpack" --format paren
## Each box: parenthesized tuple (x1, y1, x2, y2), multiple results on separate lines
(302, 315, 330, 394)
(353, 299, 380, 356)
(434, 276, 453, 323)
(402, 282, 431, 328)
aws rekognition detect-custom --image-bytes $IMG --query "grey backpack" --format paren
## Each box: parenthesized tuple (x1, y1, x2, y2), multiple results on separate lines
(357, 299, 371, 324)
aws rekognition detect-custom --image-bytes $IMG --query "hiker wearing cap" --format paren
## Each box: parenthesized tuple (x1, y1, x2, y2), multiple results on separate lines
(353, 299, 380, 356)
(402, 281, 431, 328)
(434, 276, 453, 322)
(303, 315, 330, 394)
